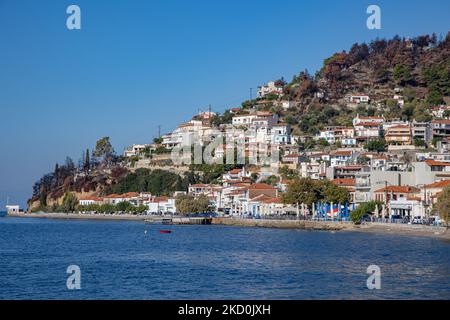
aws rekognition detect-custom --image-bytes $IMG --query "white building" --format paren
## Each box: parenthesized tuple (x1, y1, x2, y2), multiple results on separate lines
(330, 150, 355, 167)
(146, 197, 176, 214)
(271, 123, 291, 145)
(123, 144, 151, 157)
(232, 114, 258, 126)
(348, 94, 370, 104)
(389, 198, 423, 220)
(353, 115, 384, 126)
(257, 81, 283, 98)
(79, 196, 103, 206)
(6, 205, 20, 214)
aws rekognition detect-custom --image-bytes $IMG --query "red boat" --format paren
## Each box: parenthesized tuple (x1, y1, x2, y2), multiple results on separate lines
(159, 230, 172, 234)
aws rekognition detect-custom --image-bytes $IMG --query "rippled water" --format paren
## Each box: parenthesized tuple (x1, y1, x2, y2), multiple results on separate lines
(0, 217, 449, 300)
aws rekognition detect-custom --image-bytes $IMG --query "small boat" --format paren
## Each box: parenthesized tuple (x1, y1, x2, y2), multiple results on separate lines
(159, 230, 172, 234)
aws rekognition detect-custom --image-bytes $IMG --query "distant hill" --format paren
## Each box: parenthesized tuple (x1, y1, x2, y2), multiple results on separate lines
(285, 32, 449, 106)
(236, 32, 450, 135)
(28, 32, 450, 209)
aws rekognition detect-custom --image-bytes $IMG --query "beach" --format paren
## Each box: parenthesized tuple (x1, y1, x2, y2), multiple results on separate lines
(7, 212, 450, 240)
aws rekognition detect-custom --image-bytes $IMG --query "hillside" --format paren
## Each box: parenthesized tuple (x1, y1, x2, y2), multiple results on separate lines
(236, 33, 449, 135)
(28, 32, 450, 211)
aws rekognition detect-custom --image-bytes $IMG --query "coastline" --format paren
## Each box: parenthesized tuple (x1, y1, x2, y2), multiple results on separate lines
(6, 212, 450, 240)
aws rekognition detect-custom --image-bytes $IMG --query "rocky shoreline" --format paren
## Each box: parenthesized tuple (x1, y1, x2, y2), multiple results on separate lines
(6, 212, 450, 240)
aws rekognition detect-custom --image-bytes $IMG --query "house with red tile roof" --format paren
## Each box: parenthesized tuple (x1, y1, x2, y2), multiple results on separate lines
(247, 183, 278, 199)
(422, 179, 450, 205)
(103, 192, 140, 205)
(374, 185, 420, 203)
(79, 196, 103, 206)
(423, 160, 450, 172)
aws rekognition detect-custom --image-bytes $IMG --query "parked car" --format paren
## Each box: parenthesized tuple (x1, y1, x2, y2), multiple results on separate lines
(412, 217, 423, 224)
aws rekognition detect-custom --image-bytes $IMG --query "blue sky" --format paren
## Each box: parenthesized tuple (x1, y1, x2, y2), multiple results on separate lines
(0, 0, 449, 208)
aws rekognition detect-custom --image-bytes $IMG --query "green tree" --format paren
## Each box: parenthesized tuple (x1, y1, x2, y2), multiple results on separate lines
(426, 89, 444, 105)
(39, 192, 47, 208)
(61, 192, 78, 213)
(194, 194, 212, 213)
(135, 204, 148, 214)
(261, 175, 279, 186)
(176, 194, 211, 214)
(413, 105, 432, 122)
(350, 201, 380, 224)
(176, 195, 194, 214)
(94, 137, 116, 166)
(365, 139, 387, 152)
(153, 137, 163, 144)
(279, 166, 298, 180)
(321, 181, 349, 204)
(435, 186, 450, 228)
(413, 137, 425, 148)
(422, 64, 450, 105)
(97, 203, 116, 213)
(393, 64, 413, 85)
(282, 178, 322, 206)
(84, 148, 90, 173)
(116, 201, 134, 212)
(317, 138, 330, 147)
(105, 169, 181, 196)
(443, 110, 450, 119)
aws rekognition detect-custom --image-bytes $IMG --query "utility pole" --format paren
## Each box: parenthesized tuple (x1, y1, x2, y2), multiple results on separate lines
(158, 125, 161, 138)
(384, 180, 388, 207)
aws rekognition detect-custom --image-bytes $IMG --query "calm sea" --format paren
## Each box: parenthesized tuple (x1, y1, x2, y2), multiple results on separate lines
(0, 217, 449, 300)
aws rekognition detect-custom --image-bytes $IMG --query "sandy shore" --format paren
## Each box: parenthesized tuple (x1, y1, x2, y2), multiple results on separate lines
(212, 217, 450, 240)
(7, 212, 450, 240)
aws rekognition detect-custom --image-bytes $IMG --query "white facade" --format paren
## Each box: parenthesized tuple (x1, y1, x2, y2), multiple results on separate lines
(232, 115, 258, 126)
(389, 199, 423, 219)
(349, 95, 370, 104)
(271, 124, 291, 145)
(6, 205, 20, 214)
(257, 81, 283, 98)
(147, 198, 176, 214)
(123, 144, 150, 157)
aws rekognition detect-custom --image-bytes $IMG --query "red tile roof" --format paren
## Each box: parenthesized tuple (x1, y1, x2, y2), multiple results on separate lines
(432, 119, 450, 124)
(248, 183, 277, 190)
(355, 122, 381, 127)
(121, 192, 139, 198)
(104, 194, 122, 199)
(331, 151, 352, 156)
(425, 160, 450, 167)
(425, 180, 450, 189)
(358, 116, 383, 120)
(335, 166, 362, 170)
(79, 196, 103, 202)
(374, 186, 419, 193)
(190, 184, 212, 188)
(332, 178, 356, 186)
(150, 196, 169, 203)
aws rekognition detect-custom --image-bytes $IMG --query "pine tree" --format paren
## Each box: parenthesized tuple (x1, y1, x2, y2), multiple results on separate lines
(84, 148, 90, 173)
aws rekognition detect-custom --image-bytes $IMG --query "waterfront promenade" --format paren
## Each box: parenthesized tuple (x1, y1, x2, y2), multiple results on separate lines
(6, 212, 449, 240)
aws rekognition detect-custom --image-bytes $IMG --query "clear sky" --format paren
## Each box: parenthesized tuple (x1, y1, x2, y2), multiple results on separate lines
(0, 0, 449, 208)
